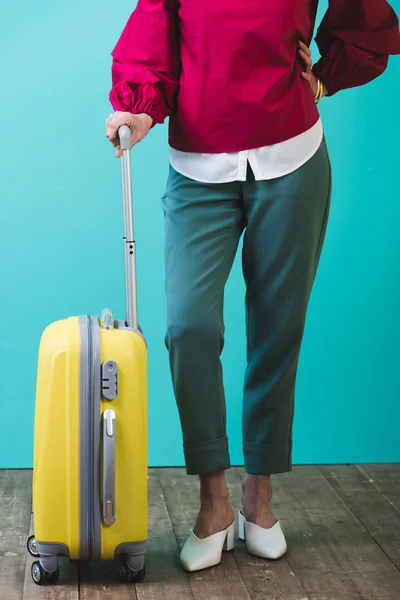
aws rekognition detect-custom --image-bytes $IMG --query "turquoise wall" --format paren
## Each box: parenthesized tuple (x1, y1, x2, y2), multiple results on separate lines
(1, 1, 399, 469)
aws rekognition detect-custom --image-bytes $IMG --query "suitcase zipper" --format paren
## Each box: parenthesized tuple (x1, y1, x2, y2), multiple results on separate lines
(80, 315, 101, 561)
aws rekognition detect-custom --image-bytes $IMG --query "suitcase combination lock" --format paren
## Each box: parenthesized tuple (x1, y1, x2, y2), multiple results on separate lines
(101, 361, 118, 400)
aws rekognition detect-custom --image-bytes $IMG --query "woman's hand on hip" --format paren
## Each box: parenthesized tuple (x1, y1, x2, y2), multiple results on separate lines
(298, 41, 328, 99)
(106, 111, 153, 158)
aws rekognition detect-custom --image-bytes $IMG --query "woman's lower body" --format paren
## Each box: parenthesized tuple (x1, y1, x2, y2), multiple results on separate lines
(160, 139, 332, 566)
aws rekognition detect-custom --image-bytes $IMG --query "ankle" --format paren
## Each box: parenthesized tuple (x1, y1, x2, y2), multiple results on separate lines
(200, 470, 230, 503)
(242, 474, 272, 498)
(241, 473, 277, 527)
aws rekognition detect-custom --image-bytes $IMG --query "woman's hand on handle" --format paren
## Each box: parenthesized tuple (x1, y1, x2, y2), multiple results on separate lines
(106, 111, 153, 157)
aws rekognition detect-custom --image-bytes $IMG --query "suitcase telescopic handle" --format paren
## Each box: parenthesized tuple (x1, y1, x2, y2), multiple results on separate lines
(119, 125, 138, 330)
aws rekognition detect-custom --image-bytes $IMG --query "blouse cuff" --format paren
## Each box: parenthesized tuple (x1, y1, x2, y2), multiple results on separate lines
(109, 81, 168, 125)
(312, 39, 389, 96)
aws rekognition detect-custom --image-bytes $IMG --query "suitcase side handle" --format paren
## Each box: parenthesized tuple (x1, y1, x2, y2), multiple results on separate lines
(119, 125, 138, 330)
(102, 409, 116, 526)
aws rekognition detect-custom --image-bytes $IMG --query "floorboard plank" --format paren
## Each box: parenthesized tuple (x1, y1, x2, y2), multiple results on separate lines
(79, 560, 137, 600)
(158, 468, 252, 600)
(226, 468, 309, 600)
(135, 471, 193, 600)
(0, 470, 33, 600)
(263, 465, 400, 600)
(319, 464, 400, 571)
(357, 464, 400, 514)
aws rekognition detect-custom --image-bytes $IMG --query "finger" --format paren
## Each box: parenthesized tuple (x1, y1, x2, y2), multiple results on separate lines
(301, 72, 317, 95)
(106, 121, 119, 139)
(300, 57, 312, 72)
(106, 124, 119, 144)
(298, 41, 312, 56)
(298, 48, 311, 60)
(106, 129, 119, 143)
(298, 49, 312, 67)
(301, 71, 312, 82)
(113, 112, 132, 128)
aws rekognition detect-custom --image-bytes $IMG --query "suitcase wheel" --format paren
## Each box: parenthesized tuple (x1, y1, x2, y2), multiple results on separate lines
(27, 535, 40, 558)
(31, 561, 60, 585)
(118, 562, 146, 584)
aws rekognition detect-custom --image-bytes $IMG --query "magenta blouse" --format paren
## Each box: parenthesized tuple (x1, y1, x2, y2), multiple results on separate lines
(110, 0, 400, 153)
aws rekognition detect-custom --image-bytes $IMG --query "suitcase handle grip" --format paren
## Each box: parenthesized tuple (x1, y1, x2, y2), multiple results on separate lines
(119, 125, 131, 151)
(119, 125, 138, 329)
(102, 409, 116, 526)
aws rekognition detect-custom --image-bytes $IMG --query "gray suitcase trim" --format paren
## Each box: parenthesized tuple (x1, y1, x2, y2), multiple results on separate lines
(115, 541, 147, 573)
(36, 542, 69, 572)
(115, 318, 147, 347)
(79, 315, 102, 561)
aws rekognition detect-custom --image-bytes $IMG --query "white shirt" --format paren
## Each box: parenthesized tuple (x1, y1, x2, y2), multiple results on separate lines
(169, 119, 323, 183)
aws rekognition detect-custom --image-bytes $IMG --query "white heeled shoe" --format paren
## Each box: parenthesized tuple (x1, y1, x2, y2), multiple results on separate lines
(180, 522, 235, 572)
(239, 511, 287, 560)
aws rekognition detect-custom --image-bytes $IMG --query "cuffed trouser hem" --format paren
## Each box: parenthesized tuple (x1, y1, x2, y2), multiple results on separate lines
(184, 437, 231, 475)
(243, 441, 292, 475)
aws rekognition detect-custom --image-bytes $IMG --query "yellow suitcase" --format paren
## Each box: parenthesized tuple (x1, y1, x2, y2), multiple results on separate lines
(29, 127, 148, 585)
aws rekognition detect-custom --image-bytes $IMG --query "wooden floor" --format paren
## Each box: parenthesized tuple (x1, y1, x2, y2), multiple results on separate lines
(1, 466, 400, 600)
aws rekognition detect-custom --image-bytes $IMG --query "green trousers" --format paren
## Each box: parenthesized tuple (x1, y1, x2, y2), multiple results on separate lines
(161, 140, 332, 475)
